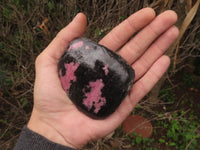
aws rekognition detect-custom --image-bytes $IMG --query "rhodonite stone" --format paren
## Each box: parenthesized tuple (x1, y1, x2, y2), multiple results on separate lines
(58, 38, 135, 119)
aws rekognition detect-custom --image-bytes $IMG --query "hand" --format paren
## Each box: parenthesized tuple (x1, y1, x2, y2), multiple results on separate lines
(28, 8, 179, 149)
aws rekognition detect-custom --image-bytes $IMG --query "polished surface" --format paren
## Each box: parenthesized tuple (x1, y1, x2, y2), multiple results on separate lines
(58, 38, 135, 119)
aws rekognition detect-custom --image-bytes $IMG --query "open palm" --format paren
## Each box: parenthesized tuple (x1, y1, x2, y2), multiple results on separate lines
(28, 8, 179, 149)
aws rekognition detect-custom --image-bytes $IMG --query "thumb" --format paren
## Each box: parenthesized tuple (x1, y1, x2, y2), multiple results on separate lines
(34, 13, 87, 98)
(40, 13, 87, 63)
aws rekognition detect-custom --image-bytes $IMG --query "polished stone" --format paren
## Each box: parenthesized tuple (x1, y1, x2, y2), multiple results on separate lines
(58, 38, 135, 119)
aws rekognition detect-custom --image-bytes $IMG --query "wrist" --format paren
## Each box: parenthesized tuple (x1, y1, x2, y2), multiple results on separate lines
(27, 109, 77, 149)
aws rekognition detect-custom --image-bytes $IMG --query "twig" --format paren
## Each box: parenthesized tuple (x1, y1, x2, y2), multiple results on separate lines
(0, 96, 18, 111)
(0, 134, 19, 149)
(185, 127, 200, 150)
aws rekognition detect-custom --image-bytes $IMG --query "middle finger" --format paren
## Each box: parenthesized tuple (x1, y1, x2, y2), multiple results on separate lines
(118, 10, 178, 64)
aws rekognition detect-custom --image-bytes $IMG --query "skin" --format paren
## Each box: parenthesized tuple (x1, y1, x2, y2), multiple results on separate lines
(27, 7, 179, 149)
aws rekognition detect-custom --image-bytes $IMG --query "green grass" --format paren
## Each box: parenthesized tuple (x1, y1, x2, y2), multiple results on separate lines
(156, 113, 200, 150)
(126, 133, 156, 149)
(159, 86, 176, 103)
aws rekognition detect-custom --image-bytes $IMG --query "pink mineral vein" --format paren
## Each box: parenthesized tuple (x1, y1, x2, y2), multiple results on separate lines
(85, 46, 90, 49)
(59, 62, 79, 93)
(67, 41, 83, 51)
(82, 79, 106, 114)
(102, 65, 109, 75)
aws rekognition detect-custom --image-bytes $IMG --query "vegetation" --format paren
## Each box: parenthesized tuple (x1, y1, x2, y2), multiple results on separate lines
(0, 0, 200, 149)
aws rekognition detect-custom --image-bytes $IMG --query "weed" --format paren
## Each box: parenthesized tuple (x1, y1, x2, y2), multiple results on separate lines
(0, 66, 12, 90)
(159, 86, 176, 103)
(126, 132, 155, 149)
(119, 16, 127, 21)
(158, 138, 165, 144)
(95, 28, 105, 37)
(156, 112, 200, 150)
(183, 72, 200, 88)
(166, 119, 179, 142)
(20, 98, 28, 108)
(47, 1, 55, 11)
(94, 27, 111, 40)
(183, 73, 195, 87)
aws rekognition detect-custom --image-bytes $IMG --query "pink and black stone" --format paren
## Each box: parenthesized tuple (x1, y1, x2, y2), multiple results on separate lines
(58, 38, 135, 119)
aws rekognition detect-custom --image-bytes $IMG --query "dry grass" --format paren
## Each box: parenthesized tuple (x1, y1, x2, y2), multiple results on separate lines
(0, 0, 200, 149)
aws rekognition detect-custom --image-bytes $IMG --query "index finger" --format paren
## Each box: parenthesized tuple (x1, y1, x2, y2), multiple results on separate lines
(99, 7, 156, 51)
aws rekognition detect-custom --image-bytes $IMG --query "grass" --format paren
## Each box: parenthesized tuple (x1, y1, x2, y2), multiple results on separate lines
(0, 0, 200, 149)
(155, 112, 200, 149)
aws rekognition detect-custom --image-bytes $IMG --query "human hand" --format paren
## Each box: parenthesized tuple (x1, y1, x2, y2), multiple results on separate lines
(27, 8, 179, 149)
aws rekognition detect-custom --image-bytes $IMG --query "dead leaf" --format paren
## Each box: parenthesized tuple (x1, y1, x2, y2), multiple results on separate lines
(168, 0, 200, 71)
(105, 131, 115, 139)
(12, 91, 20, 96)
(33, 18, 50, 37)
(39, 18, 50, 37)
(110, 140, 119, 148)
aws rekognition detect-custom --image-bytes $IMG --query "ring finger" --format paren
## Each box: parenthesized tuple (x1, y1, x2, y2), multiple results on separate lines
(118, 10, 178, 65)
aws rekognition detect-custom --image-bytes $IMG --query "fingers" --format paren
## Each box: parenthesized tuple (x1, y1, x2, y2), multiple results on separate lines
(105, 56, 170, 125)
(133, 26, 179, 81)
(130, 55, 170, 105)
(119, 10, 178, 64)
(99, 7, 156, 51)
(41, 13, 87, 63)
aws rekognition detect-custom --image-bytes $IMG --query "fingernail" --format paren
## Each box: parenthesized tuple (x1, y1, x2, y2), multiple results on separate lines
(72, 13, 81, 21)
